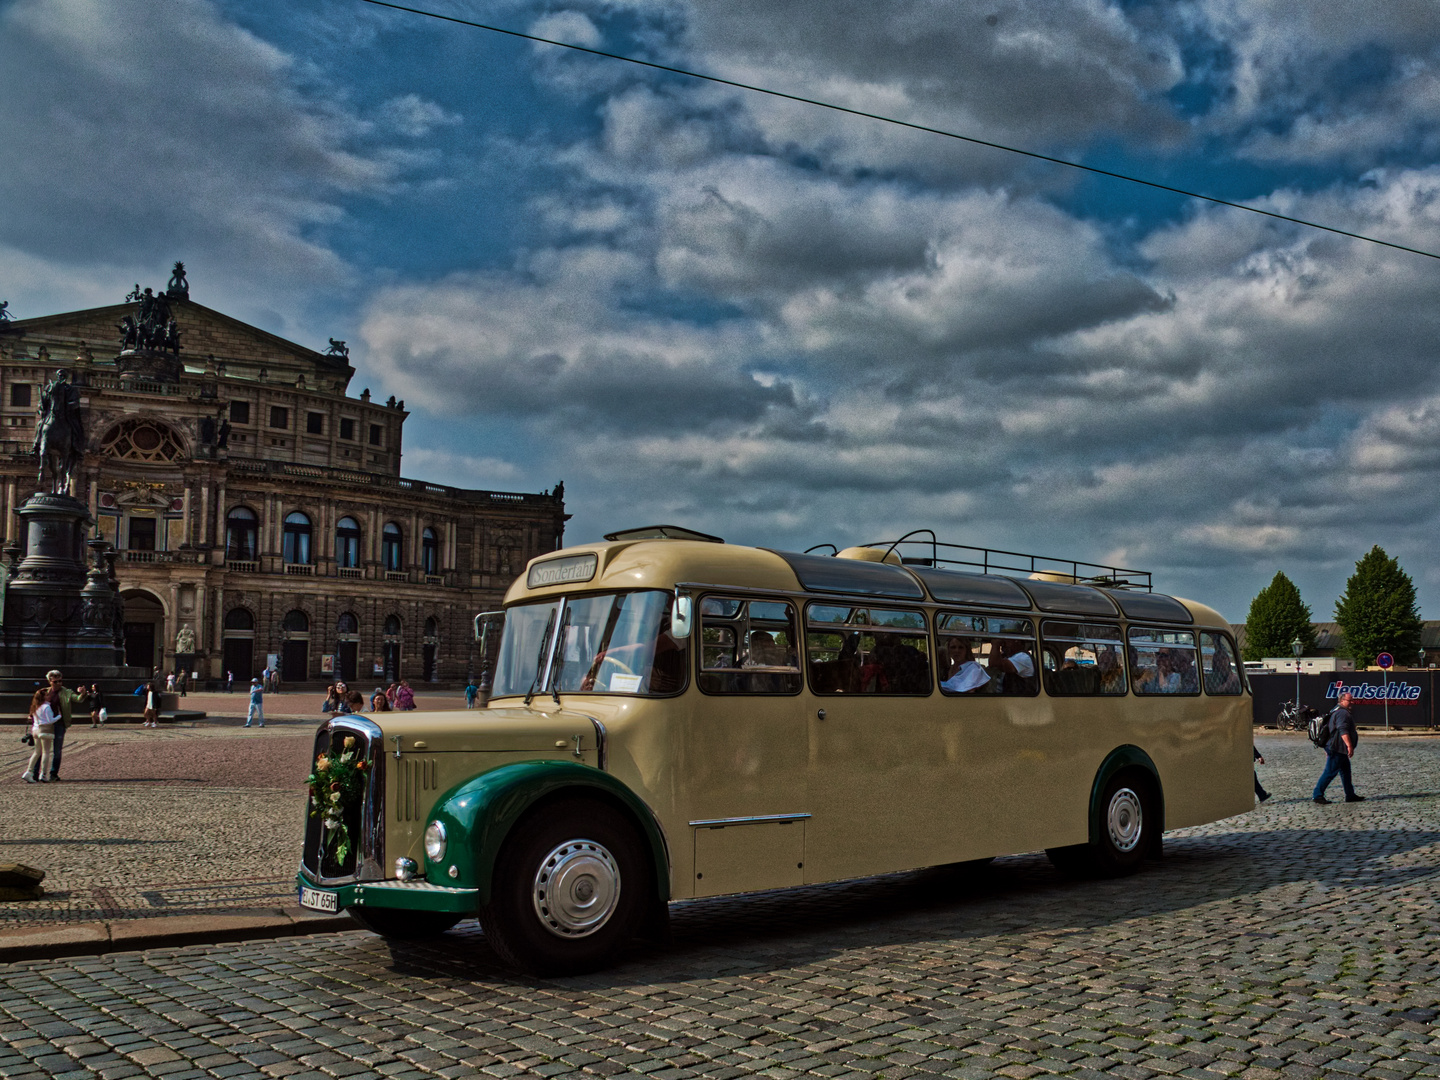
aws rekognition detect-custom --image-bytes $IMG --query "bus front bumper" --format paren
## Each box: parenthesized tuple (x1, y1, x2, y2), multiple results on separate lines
(296, 870, 479, 915)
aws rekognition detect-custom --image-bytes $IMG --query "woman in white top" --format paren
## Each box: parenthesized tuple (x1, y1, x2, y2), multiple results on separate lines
(941, 637, 991, 694)
(22, 689, 57, 784)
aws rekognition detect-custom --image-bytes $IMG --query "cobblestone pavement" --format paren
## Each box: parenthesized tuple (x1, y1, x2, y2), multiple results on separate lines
(2, 734, 1439, 1080)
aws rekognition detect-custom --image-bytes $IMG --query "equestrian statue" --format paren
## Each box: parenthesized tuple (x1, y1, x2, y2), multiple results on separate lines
(34, 369, 84, 494)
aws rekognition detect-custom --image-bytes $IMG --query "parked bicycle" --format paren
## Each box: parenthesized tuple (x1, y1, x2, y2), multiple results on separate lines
(1276, 699, 1322, 731)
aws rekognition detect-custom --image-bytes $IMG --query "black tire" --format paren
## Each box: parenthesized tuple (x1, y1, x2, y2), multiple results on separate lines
(1047, 770, 1157, 879)
(348, 907, 462, 939)
(478, 797, 652, 976)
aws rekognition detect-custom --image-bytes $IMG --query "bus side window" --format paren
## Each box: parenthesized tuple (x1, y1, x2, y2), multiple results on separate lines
(1200, 632, 1243, 695)
(1129, 627, 1200, 695)
(1040, 622, 1127, 696)
(806, 604, 931, 695)
(698, 597, 801, 694)
(937, 613, 1038, 696)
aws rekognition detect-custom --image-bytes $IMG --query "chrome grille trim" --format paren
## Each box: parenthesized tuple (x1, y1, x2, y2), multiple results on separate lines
(302, 716, 385, 886)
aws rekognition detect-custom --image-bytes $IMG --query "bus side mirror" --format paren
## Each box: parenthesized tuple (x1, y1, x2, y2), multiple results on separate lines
(671, 595, 693, 639)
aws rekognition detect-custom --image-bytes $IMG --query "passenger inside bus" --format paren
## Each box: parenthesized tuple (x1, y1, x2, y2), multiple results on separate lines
(989, 637, 1037, 694)
(940, 636, 989, 693)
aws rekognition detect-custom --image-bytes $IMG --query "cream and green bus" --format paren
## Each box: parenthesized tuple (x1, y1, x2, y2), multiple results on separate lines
(297, 526, 1252, 974)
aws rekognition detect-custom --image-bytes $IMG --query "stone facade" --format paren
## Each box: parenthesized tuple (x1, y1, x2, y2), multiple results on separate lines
(0, 284, 566, 687)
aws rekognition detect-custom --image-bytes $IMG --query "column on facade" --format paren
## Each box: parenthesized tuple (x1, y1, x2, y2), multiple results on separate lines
(167, 582, 180, 671)
(410, 510, 420, 572)
(198, 481, 209, 548)
(183, 484, 193, 547)
(212, 587, 224, 667)
(214, 482, 226, 551)
(3, 478, 14, 542)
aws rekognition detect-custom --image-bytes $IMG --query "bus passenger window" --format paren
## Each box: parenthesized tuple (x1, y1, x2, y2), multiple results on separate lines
(1200, 632, 1243, 695)
(806, 605, 931, 695)
(937, 613, 1038, 696)
(1039, 622, 1127, 696)
(1128, 627, 1200, 695)
(698, 597, 801, 694)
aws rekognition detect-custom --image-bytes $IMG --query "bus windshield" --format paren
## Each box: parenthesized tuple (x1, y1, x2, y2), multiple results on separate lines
(491, 590, 687, 698)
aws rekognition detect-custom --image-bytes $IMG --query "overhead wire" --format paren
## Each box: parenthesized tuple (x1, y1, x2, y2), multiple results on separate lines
(357, 0, 1440, 263)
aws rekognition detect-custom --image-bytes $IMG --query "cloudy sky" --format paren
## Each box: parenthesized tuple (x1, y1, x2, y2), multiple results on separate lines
(5, 0, 1440, 623)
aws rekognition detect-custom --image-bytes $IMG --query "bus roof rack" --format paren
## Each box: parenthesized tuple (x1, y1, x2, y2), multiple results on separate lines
(603, 524, 725, 544)
(860, 529, 1153, 593)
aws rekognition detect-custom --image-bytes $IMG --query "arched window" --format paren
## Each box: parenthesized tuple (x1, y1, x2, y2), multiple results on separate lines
(422, 527, 439, 575)
(100, 418, 185, 462)
(335, 516, 361, 569)
(224, 607, 254, 631)
(225, 507, 258, 562)
(383, 614, 402, 637)
(337, 612, 359, 635)
(283, 512, 312, 565)
(382, 523, 402, 571)
(424, 616, 439, 639)
(282, 609, 310, 634)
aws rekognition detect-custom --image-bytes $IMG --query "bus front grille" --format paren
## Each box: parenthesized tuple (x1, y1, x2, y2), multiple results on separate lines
(301, 717, 386, 885)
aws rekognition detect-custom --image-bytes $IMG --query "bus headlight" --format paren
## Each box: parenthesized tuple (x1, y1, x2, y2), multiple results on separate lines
(423, 821, 447, 863)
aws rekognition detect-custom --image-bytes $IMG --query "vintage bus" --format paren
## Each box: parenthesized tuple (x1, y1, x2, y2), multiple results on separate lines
(297, 526, 1252, 974)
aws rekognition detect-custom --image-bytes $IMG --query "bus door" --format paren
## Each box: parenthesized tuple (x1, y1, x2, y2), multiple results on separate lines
(686, 595, 808, 898)
(801, 602, 956, 882)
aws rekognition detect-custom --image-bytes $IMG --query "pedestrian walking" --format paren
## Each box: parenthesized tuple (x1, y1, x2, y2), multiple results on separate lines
(246, 677, 265, 728)
(21, 689, 57, 784)
(89, 684, 107, 728)
(1254, 745, 1270, 802)
(25, 670, 88, 781)
(225, 669, 234, 693)
(177, 669, 188, 697)
(1313, 691, 1365, 804)
(465, 680, 478, 708)
(143, 677, 161, 727)
(165, 670, 175, 692)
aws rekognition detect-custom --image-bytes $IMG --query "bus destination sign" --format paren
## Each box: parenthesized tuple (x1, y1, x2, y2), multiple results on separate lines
(527, 553, 598, 589)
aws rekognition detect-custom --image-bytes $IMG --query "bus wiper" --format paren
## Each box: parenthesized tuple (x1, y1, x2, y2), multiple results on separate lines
(524, 608, 557, 707)
(549, 607, 571, 706)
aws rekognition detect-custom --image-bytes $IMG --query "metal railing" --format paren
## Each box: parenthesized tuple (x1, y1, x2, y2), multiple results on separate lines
(858, 530, 1153, 591)
(284, 563, 315, 576)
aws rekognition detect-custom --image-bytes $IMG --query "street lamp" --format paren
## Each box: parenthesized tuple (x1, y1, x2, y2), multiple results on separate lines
(1291, 637, 1303, 705)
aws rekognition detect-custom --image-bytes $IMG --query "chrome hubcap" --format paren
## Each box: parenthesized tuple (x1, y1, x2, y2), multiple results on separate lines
(1107, 788, 1143, 853)
(532, 839, 620, 938)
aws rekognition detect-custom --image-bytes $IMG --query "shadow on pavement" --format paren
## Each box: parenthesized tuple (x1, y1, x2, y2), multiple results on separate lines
(370, 822, 1440, 987)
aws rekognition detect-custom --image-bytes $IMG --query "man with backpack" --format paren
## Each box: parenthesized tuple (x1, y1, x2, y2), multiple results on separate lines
(1313, 691, 1365, 804)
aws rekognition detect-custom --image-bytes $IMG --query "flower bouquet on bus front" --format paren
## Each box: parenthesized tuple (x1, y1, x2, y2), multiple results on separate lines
(307, 736, 367, 865)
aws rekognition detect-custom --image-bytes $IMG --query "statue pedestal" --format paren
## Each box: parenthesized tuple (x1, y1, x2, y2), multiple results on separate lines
(0, 493, 144, 714)
(117, 349, 182, 383)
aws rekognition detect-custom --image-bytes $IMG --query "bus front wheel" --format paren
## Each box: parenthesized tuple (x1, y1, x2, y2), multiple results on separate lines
(478, 797, 650, 976)
(1047, 771, 1156, 878)
(348, 907, 462, 939)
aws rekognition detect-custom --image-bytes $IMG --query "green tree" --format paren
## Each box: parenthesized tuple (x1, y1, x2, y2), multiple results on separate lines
(1333, 545, 1423, 669)
(1243, 571, 1317, 661)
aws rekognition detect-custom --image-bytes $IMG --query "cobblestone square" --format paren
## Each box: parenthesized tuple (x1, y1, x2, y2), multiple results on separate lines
(3, 733, 1439, 1079)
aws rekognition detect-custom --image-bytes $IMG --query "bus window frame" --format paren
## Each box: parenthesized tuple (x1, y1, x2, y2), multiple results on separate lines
(1199, 630, 1245, 697)
(1127, 626, 1202, 697)
(696, 593, 804, 696)
(804, 601, 934, 696)
(1039, 619, 1128, 697)
(935, 611, 1040, 697)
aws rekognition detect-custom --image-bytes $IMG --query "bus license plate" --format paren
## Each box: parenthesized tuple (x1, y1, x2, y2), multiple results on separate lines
(299, 886, 338, 913)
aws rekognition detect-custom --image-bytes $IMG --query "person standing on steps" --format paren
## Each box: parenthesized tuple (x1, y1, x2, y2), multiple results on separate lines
(1313, 691, 1364, 804)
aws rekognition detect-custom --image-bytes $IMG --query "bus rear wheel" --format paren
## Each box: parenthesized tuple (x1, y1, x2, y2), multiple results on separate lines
(1047, 771, 1156, 878)
(478, 797, 650, 976)
(348, 907, 462, 939)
